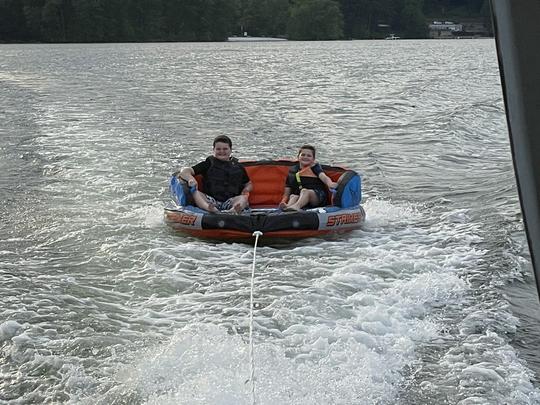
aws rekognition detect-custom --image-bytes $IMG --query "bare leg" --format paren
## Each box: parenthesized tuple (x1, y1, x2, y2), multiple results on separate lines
(286, 189, 319, 211)
(288, 195, 299, 205)
(280, 196, 294, 210)
(192, 191, 219, 213)
(227, 195, 249, 213)
(281, 194, 299, 209)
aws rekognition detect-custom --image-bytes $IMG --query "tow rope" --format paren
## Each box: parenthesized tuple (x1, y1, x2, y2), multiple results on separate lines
(248, 230, 263, 404)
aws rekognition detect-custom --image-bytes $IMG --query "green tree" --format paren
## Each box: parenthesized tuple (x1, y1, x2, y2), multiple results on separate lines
(288, 0, 344, 40)
(0, 0, 493, 43)
(68, 0, 107, 41)
(41, 0, 68, 41)
(400, 0, 427, 38)
(22, 0, 45, 40)
(0, 0, 28, 41)
(339, 0, 400, 39)
(197, 0, 237, 41)
(99, 0, 132, 42)
(240, 0, 289, 37)
(480, 0, 492, 36)
(124, 0, 164, 41)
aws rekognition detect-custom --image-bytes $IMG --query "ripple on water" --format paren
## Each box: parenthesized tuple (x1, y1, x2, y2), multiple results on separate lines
(1, 40, 538, 404)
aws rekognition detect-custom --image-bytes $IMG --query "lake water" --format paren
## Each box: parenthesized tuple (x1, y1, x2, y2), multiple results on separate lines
(1, 39, 540, 404)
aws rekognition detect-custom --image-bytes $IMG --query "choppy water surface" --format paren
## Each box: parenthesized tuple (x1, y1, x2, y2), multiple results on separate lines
(1, 40, 540, 404)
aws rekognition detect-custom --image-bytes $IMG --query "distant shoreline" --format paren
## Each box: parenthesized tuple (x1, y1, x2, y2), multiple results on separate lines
(0, 37, 495, 45)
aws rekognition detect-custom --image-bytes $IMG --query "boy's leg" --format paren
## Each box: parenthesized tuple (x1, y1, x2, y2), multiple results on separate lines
(224, 195, 249, 213)
(288, 189, 320, 210)
(280, 194, 298, 210)
(192, 191, 219, 213)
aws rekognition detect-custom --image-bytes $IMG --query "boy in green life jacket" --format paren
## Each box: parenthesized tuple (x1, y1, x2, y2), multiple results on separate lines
(279, 145, 338, 211)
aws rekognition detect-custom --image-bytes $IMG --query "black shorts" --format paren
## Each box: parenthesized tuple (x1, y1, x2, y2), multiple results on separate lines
(309, 188, 328, 207)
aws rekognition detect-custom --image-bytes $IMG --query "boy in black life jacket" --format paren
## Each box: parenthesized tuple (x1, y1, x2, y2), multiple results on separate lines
(179, 135, 252, 213)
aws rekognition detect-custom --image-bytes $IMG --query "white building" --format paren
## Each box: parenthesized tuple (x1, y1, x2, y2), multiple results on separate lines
(428, 21, 463, 38)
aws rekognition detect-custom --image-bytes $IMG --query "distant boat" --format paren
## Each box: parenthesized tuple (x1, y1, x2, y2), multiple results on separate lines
(227, 36, 287, 42)
(385, 34, 401, 40)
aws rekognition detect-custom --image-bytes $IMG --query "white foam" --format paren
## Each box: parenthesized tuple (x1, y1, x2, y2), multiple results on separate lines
(0, 320, 23, 342)
(98, 323, 408, 404)
(440, 208, 471, 223)
(141, 204, 166, 228)
(361, 197, 421, 229)
(64, 195, 540, 404)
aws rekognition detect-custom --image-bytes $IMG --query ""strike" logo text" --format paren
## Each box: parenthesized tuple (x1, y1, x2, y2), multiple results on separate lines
(326, 213, 361, 226)
(175, 213, 197, 226)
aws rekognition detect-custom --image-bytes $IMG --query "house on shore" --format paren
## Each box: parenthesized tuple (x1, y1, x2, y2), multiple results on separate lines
(428, 19, 491, 39)
(428, 21, 463, 38)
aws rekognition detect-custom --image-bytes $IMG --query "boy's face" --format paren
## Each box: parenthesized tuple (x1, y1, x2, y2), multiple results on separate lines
(213, 142, 232, 161)
(298, 149, 315, 166)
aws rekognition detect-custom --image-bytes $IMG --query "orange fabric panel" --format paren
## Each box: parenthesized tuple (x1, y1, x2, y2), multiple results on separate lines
(191, 162, 346, 204)
(245, 165, 290, 205)
(324, 169, 344, 182)
(298, 166, 317, 177)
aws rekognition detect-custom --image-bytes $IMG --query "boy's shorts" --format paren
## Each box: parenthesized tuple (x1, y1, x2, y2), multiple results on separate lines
(204, 195, 235, 211)
(310, 189, 328, 207)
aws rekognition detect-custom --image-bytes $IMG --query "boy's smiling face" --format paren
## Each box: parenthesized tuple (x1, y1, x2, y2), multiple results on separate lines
(213, 142, 232, 161)
(298, 149, 315, 167)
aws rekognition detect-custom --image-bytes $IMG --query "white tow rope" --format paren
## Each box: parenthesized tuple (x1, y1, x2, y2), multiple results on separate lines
(248, 230, 263, 405)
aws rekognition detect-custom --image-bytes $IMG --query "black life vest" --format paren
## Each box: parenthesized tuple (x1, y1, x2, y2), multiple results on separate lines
(287, 163, 326, 194)
(203, 156, 246, 202)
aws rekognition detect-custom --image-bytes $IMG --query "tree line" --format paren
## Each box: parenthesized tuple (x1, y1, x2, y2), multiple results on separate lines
(0, 0, 491, 43)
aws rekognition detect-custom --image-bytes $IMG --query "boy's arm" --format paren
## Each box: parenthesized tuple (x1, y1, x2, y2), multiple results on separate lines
(239, 168, 252, 196)
(240, 181, 253, 195)
(179, 159, 210, 188)
(319, 172, 338, 189)
(179, 167, 197, 187)
(280, 186, 292, 204)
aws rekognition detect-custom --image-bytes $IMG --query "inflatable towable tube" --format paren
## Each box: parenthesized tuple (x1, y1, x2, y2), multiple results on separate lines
(164, 160, 366, 240)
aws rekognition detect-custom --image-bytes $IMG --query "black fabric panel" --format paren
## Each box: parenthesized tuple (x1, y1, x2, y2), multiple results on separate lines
(200, 211, 319, 232)
(201, 213, 253, 232)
